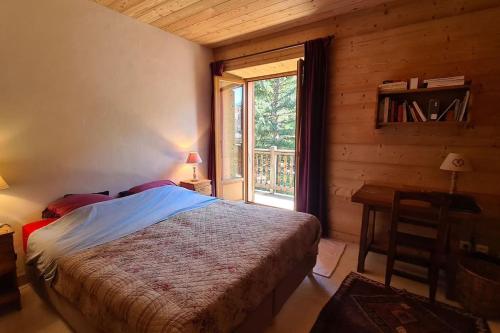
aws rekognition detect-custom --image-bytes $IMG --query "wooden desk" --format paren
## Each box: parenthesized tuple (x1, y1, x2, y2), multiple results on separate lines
(352, 184, 480, 298)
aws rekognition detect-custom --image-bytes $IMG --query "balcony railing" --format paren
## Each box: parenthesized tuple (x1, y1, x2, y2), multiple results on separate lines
(254, 146, 295, 196)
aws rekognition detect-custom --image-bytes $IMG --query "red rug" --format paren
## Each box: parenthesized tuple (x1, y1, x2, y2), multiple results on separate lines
(311, 272, 490, 333)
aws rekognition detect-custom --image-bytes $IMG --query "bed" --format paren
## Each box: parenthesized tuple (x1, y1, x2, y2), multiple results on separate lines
(25, 185, 321, 333)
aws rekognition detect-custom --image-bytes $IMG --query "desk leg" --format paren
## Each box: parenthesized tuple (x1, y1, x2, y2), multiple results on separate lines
(357, 205, 370, 273)
(446, 235, 459, 300)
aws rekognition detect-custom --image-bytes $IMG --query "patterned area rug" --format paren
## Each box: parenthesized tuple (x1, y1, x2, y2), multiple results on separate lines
(311, 272, 490, 333)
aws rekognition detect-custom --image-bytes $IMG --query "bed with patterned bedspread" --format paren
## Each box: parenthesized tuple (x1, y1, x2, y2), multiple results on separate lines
(26, 186, 320, 333)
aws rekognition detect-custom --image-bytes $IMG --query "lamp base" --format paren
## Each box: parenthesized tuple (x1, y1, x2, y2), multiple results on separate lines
(449, 171, 457, 194)
(192, 166, 198, 182)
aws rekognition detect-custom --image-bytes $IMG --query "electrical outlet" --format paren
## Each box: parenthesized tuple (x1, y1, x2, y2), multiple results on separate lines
(459, 240, 471, 252)
(475, 244, 489, 254)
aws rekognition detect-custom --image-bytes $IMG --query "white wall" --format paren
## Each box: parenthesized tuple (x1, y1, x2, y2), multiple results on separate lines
(0, 0, 213, 272)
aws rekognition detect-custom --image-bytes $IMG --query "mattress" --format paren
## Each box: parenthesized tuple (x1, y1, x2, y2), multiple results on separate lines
(50, 201, 320, 333)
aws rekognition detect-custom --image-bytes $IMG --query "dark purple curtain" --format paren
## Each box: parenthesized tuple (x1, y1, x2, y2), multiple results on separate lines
(296, 37, 331, 236)
(208, 61, 224, 196)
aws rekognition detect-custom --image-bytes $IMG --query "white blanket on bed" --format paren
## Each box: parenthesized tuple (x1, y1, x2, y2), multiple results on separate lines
(26, 185, 218, 281)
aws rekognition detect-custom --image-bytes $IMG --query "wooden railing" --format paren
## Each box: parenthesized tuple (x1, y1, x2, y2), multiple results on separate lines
(254, 147, 295, 196)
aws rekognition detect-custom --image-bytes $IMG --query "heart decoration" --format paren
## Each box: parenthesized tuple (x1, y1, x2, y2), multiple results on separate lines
(452, 158, 465, 167)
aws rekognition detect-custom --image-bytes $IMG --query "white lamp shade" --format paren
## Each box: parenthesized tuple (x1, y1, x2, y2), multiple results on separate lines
(440, 153, 472, 172)
(0, 176, 9, 190)
(186, 152, 202, 164)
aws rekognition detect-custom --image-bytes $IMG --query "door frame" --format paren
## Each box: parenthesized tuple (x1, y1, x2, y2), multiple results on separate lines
(214, 73, 246, 200)
(244, 71, 300, 208)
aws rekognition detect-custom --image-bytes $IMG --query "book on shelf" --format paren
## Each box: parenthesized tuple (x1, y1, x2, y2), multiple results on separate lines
(379, 81, 408, 92)
(402, 101, 408, 122)
(397, 104, 404, 122)
(378, 98, 424, 123)
(428, 99, 440, 120)
(377, 84, 470, 125)
(412, 101, 427, 121)
(437, 99, 459, 121)
(391, 100, 397, 122)
(424, 75, 465, 88)
(452, 98, 461, 121)
(409, 77, 419, 90)
(457, 90, 471, 121)
(409, 105, 418, 122)
(383, 97, 390, 123)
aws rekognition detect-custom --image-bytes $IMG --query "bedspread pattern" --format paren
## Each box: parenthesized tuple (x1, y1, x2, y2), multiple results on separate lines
(52, 201, 320, 333)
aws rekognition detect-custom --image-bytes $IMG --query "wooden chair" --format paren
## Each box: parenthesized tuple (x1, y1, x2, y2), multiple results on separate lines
(385, 191, 451, 302)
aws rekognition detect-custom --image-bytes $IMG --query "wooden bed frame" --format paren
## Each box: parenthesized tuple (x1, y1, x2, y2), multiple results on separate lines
(27, 254, 316, 333)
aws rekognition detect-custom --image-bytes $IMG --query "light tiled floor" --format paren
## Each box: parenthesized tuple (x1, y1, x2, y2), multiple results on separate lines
(1, 243, 498, 333)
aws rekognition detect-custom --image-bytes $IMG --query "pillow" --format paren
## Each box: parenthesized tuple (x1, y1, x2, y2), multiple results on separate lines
(63, 190, 109, 198)
(22, 218, 57, 252)
(119, 180, 176, 197)
(42, 193, 113, 218)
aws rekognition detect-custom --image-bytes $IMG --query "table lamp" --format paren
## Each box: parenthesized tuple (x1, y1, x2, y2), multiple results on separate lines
(186, 152, 202, 181)
(0, 176, 9, 190)
(440, 153, 472, 194)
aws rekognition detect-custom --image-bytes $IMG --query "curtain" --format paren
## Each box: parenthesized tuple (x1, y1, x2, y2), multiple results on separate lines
(208, 61, 224, 196)
(296, 37, 331, 236)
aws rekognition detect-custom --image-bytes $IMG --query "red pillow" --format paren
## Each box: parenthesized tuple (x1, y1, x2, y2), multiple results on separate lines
(45, 193, 113, 218)
(122, 180, 176, 197)
(22, 218, 57, 252)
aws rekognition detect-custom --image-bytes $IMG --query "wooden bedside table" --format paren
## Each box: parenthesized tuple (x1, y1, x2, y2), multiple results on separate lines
(180, 179, 212, 196)
(0, 224, 21, 312)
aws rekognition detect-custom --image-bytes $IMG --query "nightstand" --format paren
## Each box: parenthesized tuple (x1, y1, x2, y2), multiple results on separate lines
(180, 179, 212, 196)
(0, 224, 21, 312)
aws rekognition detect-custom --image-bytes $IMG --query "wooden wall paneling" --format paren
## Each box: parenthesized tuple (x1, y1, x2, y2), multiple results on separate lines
(329, 161, 500, 196)
(213, 1, 500, 253)
(330, 124, 500, 147)
(330, 144, 500, 173)
(328, 196, 364, 240)
(213, 0, 500, 59)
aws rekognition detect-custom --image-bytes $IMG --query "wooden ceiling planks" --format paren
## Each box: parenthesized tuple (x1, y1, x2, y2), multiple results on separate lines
(93, 0, 395, 47)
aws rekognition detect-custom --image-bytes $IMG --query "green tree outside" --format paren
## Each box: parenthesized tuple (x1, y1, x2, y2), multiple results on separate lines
(254, 76, 297, 150)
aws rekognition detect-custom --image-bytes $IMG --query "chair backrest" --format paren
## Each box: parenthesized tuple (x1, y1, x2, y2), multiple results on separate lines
(391, 191, 451, 246)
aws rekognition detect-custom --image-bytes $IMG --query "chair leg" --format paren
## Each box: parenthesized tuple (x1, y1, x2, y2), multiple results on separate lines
(428, 255, 440, 302)
(385, 223, 398, 287)
(428, 269, 438, 302)
(385, 250, 395, 287)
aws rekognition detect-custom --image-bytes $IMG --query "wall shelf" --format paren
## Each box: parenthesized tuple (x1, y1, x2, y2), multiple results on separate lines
(378, 84, 471, 96)
(375, 121, 471, 130)
(375, 84, 472, 129)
